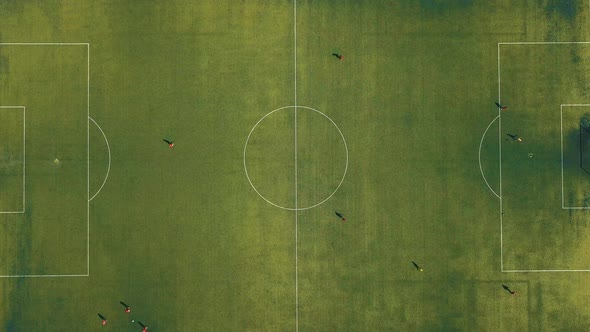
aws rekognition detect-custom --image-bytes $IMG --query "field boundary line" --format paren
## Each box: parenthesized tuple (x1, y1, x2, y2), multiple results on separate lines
(88, 117, 111, 202)
(479, 115, 500, 199)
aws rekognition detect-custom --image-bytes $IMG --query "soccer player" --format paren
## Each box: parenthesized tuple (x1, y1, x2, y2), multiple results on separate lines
(120, 301, 131, 313)
(138, 321, 148, 331)
(98, 313, 107, 325)
(163, 139, 174, 148)
(506, 133, 522, 142)
(412, 261, 424, 272)
(335, 211, 346, 222)
(495, 102, 508, 110)
(332, 53, 343, 60)
(502, 284, 516, 295)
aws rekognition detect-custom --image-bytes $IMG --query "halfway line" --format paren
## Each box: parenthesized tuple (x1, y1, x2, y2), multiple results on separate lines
(498, 42, 504, 272)
(293, 1, 299, 332)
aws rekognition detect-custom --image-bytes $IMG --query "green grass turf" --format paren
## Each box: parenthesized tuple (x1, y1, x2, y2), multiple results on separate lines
(1, 0, 590, 331)
(0, 108, 24, 213)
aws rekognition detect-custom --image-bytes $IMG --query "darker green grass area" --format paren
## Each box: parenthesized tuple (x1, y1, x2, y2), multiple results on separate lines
(419, 0, 475, 13)
(546, 0, 579, 21)
(0, 0, 590, 331)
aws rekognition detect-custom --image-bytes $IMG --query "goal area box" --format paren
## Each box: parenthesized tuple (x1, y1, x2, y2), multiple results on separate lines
(0, 44, 88, 277)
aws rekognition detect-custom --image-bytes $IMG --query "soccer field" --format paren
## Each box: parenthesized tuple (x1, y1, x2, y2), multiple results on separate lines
(2, 0, 590, 331)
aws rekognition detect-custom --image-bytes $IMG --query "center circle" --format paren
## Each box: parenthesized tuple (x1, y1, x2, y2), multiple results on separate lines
(243, 105, 348, 210)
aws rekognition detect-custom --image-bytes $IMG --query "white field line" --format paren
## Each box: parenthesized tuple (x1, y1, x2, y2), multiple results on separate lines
(561, 105, 565, 209)
(0, 274, 88, 278)
(295, 106, 349, 210)
(88, 117, 111, 202)
(0, 44, 89, 278)
(294, 0, 297, 108)
(243, 106, 348, 211)
(479, 115, 501, 199)
(499, 44, 590, 273)
(499, 41, 590, 45)
(498, 43, 504, 272)
(244, 107, 299, 210)
(87, 44, 90, 275)
(0, 43, 89, 45)
(22, 106, 25, 212)
(503, 269, 590, 272)
(293, 1, 299, 331)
